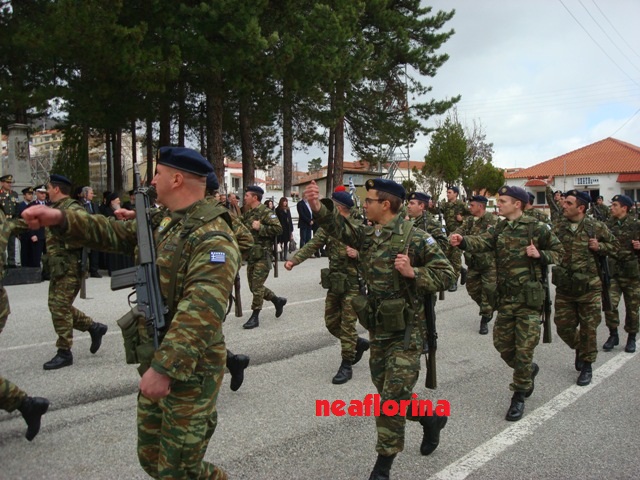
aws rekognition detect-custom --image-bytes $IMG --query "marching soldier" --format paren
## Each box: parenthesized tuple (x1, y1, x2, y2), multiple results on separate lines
(524, 192, 550, 224)
(551, 190, 618, 386)
(451, 186, 563, 422)
(406, 192, 448, 253)
(453, 195, 498, 334)
(439, 186, 469, 292)
(285, 191, 370, 385)
(306, 179, 455, 480)
(589, 195, 610, 222)
(545, 184, 564, 224)
(0, 174, 19, 266)
(241, 185, 287, 329)
(602, 194, 640, 353)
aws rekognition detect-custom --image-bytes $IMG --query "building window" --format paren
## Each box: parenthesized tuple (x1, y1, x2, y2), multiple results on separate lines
(536, 192, 545, 205)
(623, 189, 640, 202)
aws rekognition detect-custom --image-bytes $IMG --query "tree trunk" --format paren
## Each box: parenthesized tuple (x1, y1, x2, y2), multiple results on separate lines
(333, 114, 344, 191)
(282, 81, 293, 197)
(207, 85, 225, 192)
(177, 80, 185, 146)
(146, 117, 154, 185)
(326, 126, 335, 197)
(239, 94, 255, 190)
(106, 130, 113, 192)
(114, 129, 123, 193)
(159, 93, 171, 147)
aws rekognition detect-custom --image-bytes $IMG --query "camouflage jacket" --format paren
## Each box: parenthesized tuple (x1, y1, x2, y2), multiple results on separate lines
(290, 226, 359, 280)
(0, 189, 18, 218)
(241, 203, 282, 251)
(545, 185, 563, 224)
(58, 199, 241, 381)
(315, 200, 455, 338)
(552, 216, 618, 287)
(524, 208, 550, 224)
(589, 204, 610, 222)
(411, 212, 448, 253)
(454, 212, 498, 272)
(439, 199, 469, 234)
(206, 196, 253, 256)
(46, 197, 85, 260)
(462, 214, 564, 295)
(606, 214, 640, 266)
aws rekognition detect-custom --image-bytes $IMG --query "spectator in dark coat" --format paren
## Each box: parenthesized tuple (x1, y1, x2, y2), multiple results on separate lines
(275, 197, 294, 261)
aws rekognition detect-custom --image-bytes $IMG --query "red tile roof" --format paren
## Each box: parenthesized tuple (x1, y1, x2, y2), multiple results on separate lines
(617, 173, 640, 183)
(505, 138, 640, 179)
(524, 179, 547, 187)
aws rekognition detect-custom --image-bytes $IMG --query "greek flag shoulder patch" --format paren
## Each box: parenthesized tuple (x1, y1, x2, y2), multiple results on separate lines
(426, 236, 435, 245)
(210, 251, 226, 263)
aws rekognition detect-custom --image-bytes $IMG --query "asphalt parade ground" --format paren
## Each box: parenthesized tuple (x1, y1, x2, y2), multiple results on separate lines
(1, 256, 638, 479)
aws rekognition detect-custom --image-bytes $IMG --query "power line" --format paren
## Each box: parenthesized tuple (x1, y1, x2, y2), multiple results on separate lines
(591, 0, 640, 62)
(610, 106, 640, 137)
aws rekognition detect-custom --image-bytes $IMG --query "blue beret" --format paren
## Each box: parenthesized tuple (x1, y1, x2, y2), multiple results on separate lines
(447, 186, 460, 195)
(49, 174, 72, 187)
(246, 185, 264, 196)
(498, 185, 529, 206)
(565, 189, 591, 206)
(206, 172, 219, 192)
(332, 191, 354, 208)
(612, 194, 633, 208)
(157, 146, 212, 177)
(365, 178, 406, 200)
(469, 195, 488, 204)
(407, 192, 431, 203)
(527, 192, 535, 204)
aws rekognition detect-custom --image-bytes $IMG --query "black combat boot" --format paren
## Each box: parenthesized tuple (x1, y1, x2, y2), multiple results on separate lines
(88, 322, 108, 354)
(624, 333, 636, 353)
(272, 297, 287, 318)
(577, 362, 592, 386)
(574, 349, 584, 371)
(226, 351, 250, 391)
(331, 360, 353, 385)
(420, 414, 448, 455)
(367, 454, 396, 480)
(479, 315, 492, 335)
(242, 310, 260, 329)
(18, 396, 50, 441)
(353, 337, 370, 365)
(460, 267, 468, 285)
(505, 392, 525, 421)
(602, 329, 619, 351)
(43, 349, 73, 370)
(448, 281, 458, 293)
(525, 363, 539, 398)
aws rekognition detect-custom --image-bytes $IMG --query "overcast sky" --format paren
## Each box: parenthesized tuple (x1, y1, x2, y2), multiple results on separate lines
(295, 0, 640, 171)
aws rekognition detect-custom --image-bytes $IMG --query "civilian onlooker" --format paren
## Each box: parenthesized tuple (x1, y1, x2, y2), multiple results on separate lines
(82, 186, 102, 278)
(275, 197, 294, 261)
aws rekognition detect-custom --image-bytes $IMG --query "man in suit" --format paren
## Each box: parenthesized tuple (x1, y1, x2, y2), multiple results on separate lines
(82, 186, 102, 277)
(296, 194, 314, 248)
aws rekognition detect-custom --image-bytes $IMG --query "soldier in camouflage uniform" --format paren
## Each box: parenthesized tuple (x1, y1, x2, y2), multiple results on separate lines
(24, 147, 240, 479)
(406, 192, 448, 253)
(453, 195, 498, 334)
(545, 184, 564, 224)
(524, 192, 550, 224)
(306, 179, 455, 480)
(0, 209, 50, 441)
(588, 195, 611, 222)
(439, 186, 469, 292)
(285, 191, 370, 385)
(451, 186, 563, 422)
(42, 174, 108, 370)
(552, 189, 618, 387)
(602, 194, 640, 353)
(0, 174, 19, 267)
(240, 185, 286, 329)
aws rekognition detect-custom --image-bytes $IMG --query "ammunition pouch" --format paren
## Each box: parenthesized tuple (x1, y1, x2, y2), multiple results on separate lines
(320, 268, 348, 295)
(352, 294, 373, 330)
(610, 258, 640, 279)
(523, 280, 545, 309)
(248, 244, 265, 262)
(376, 298, 408, 333)
(552, 266, 590, 295)
(116, 308, 154, 375)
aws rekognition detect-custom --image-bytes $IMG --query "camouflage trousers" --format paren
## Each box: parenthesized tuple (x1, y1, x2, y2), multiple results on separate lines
(48, 272, 94, 350)
(465, 267, 497, 317)
(445, 244, 462, 278)
(604, 276, 640, 334)
(325, 286, 359, 362)
(370, 327, 423, 456)
(246, 258, 275, 310)
(0, 376, 27, 412)
(138, 366, 226, 479)
(493, 302, 541, 393)
(0, 287, 9, 333)
(554, 289, 601, 364)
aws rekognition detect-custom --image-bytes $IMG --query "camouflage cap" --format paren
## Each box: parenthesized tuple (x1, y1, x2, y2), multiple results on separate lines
(365, 178, 406, 200)
(565, 189, 591, 206)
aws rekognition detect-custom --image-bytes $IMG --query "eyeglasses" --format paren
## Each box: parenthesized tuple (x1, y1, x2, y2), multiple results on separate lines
(364, 198, 385, 205)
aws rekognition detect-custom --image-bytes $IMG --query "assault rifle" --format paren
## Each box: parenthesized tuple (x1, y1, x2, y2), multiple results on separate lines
(273, 236, 279, 278)
(111, 164, 168, 349)
(587, 225, 612, 312)
(234, 274, 243, 317)
(542, 264, 552, 343)
(425, 292, 438, 389)
(80, 248, 88, 299)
